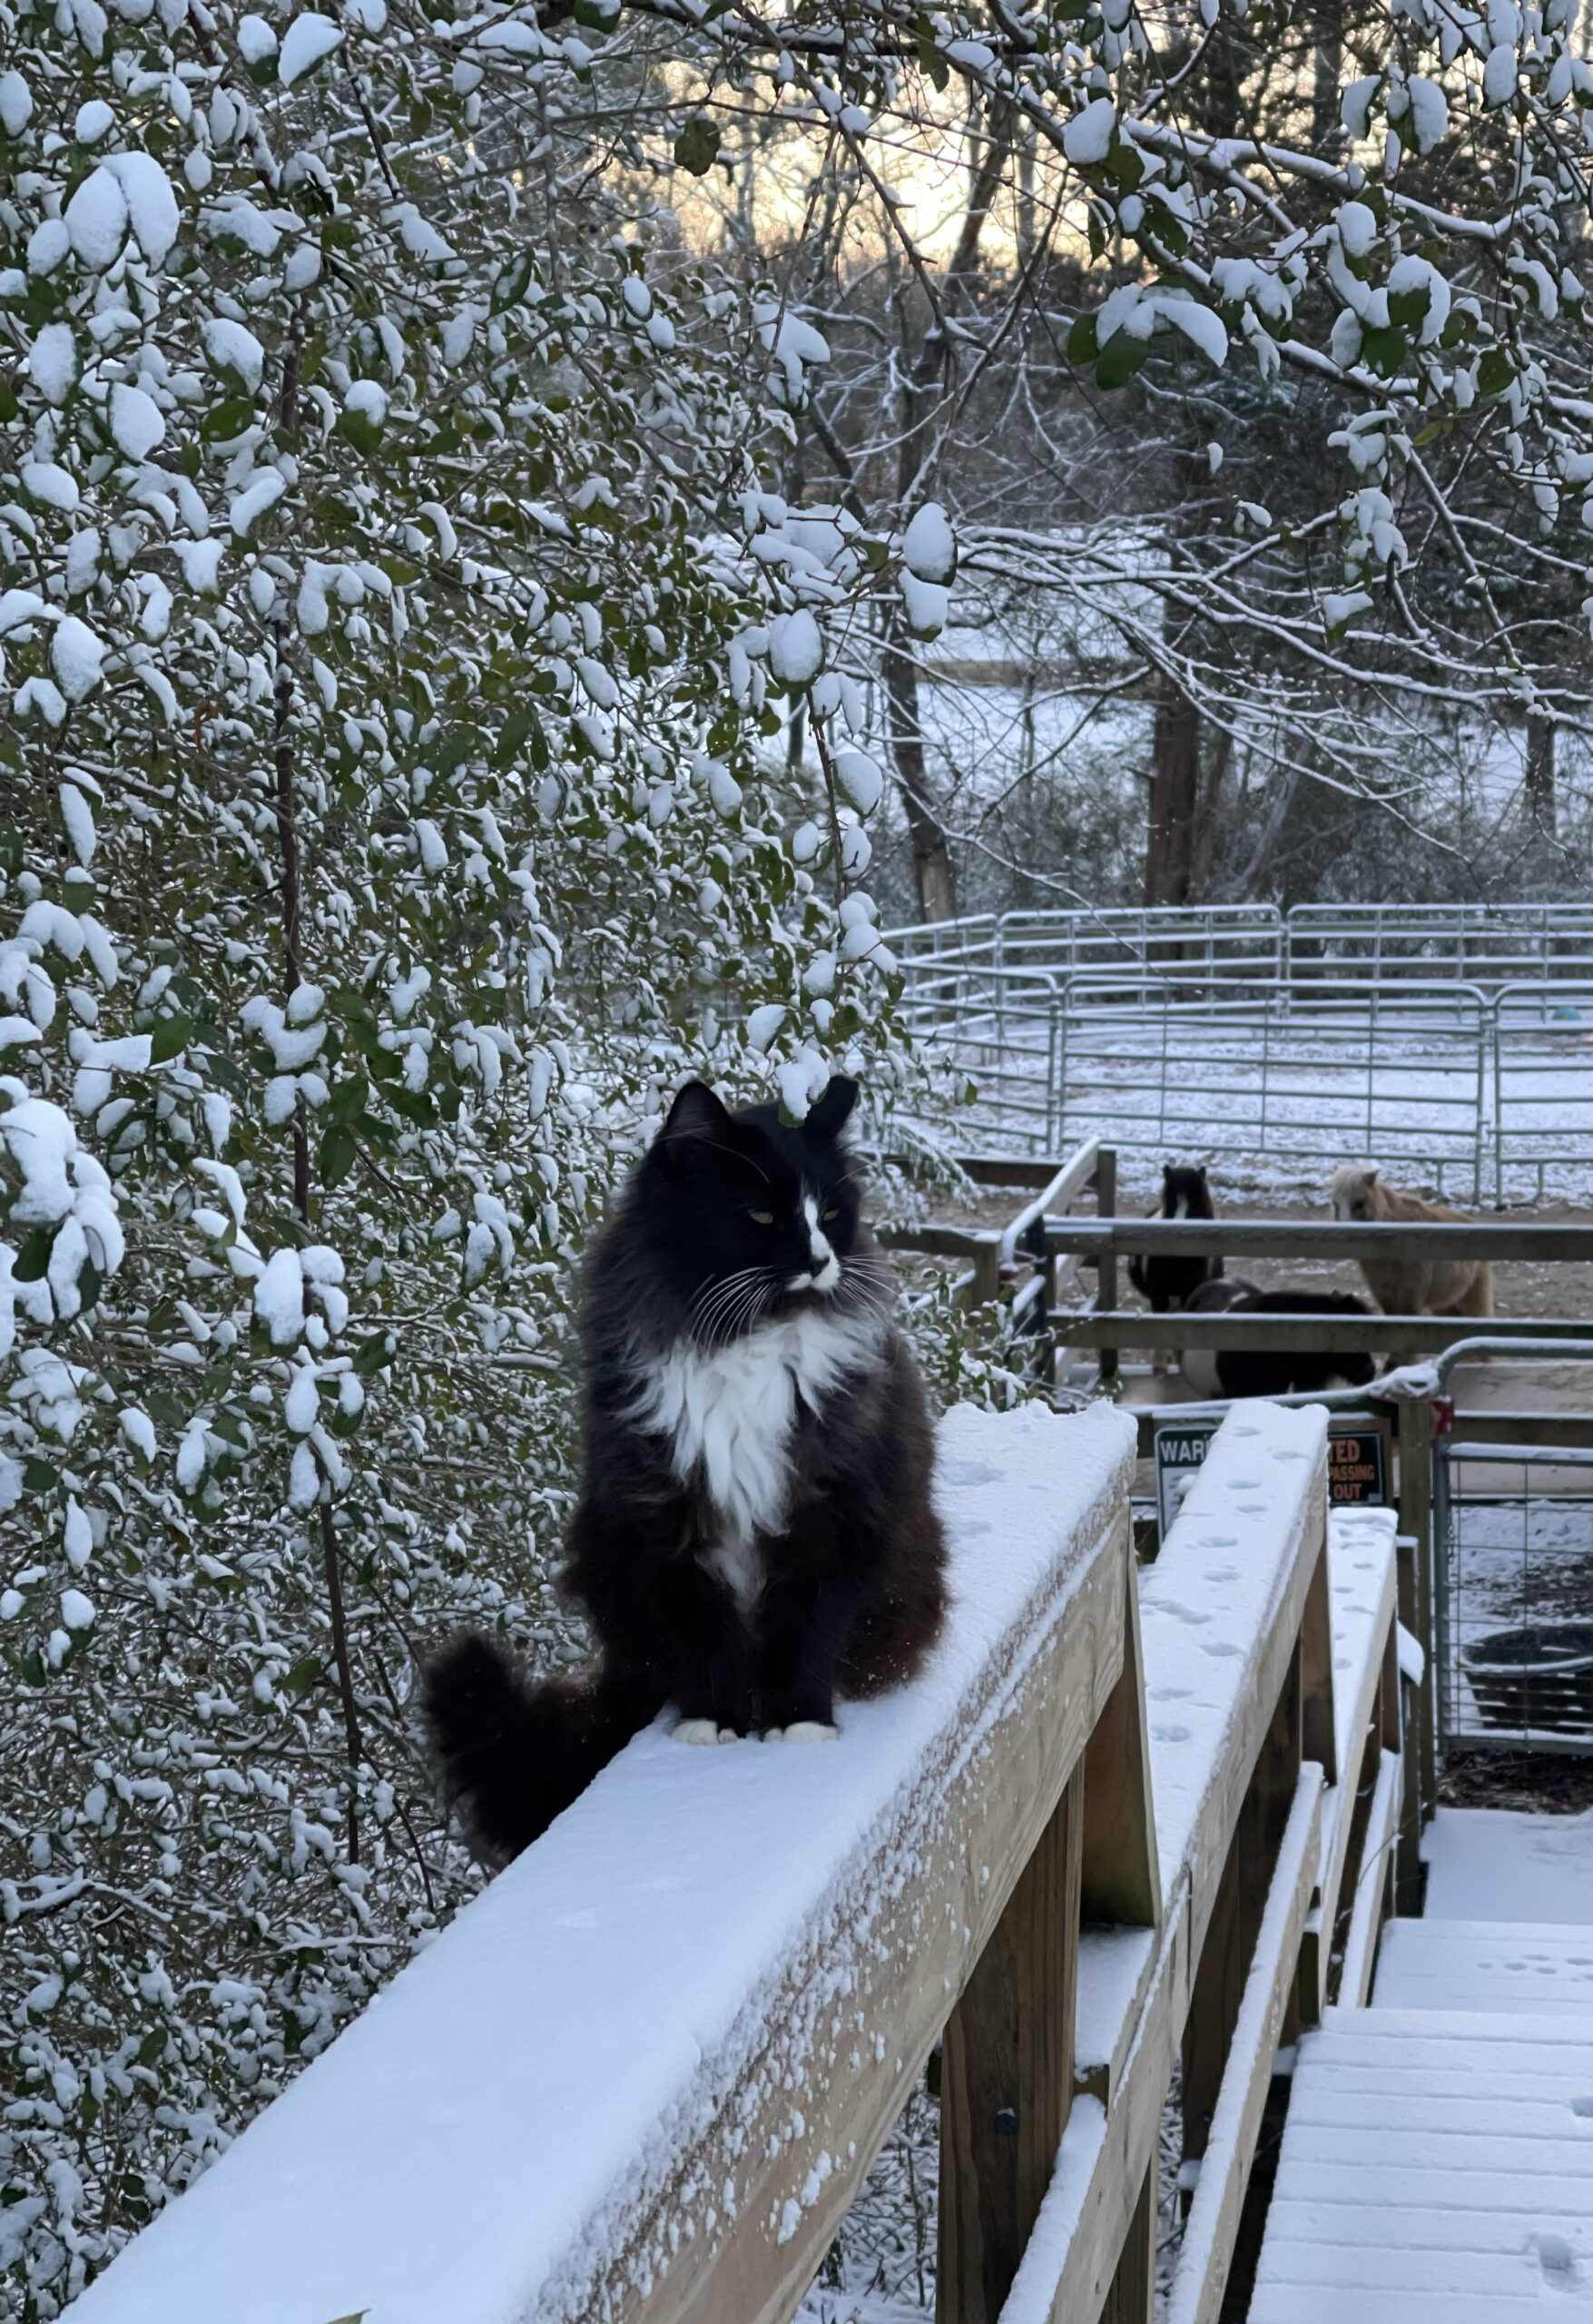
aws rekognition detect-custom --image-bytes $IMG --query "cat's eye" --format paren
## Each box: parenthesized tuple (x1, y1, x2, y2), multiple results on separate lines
(748, 1208, 774, 1226)
(822, 1205, 840, 1221)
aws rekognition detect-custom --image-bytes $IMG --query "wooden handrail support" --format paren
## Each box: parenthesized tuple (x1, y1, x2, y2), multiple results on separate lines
(69, 1401, 1408, 2324)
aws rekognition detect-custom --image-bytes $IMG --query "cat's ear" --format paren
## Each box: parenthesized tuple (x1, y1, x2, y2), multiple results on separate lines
(805, 1076, 859, 1139)
(657, 1080, 734, 1160)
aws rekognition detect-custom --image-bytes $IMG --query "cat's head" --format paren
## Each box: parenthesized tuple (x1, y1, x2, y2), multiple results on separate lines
(634, 1076, 885, 1344)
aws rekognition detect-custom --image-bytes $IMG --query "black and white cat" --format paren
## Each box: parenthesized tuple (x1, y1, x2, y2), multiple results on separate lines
(422, 1075, 948, 1865)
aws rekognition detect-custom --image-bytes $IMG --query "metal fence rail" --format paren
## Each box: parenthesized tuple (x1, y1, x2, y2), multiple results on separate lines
(889, 902, 1593, 990)
(1435, 1441, 1593, 1754)
(893, 911, 1593, 1196)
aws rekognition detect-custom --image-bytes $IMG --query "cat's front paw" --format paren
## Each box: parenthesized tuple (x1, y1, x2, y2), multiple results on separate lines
(674, 1716, 740, 1746)
(782, 1719, 840, 1743)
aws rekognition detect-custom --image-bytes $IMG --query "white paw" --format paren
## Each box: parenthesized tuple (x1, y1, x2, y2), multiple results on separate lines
(674, 1717, 729, 1747)
(783, 1720, 840, 1743)
(762, 1728, 782, 1743)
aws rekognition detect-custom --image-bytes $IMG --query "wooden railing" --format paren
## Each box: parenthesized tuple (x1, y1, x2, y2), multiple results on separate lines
(70, 1401, 1411, 2324)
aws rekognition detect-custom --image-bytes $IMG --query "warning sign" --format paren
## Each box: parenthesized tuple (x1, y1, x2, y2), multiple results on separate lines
(1155, 1416, 1388, 1538)
(1326, 1427, 1387, 1506)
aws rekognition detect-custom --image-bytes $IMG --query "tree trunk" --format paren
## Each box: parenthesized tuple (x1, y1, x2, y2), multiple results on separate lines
(1312, 0, 1342, 154)
(885, 623, 956, 921)
(1526, 713, 1556, 838)
(880, 104, 1012, 925)
(1144, 646, 1200, 908)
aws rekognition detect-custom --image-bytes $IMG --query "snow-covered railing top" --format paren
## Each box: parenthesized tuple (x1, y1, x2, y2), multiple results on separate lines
(69, 1393, 1412, 2324)
(68, 1402, 1138, 2324)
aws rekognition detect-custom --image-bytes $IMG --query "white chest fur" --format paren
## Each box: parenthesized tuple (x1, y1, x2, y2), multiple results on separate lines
(628, 1308, 879, 1561)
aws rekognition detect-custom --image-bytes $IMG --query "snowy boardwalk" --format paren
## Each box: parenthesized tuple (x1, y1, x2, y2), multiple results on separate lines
(65, 1394, 1406, 2324)
(1252, 1807, 1593, 2319)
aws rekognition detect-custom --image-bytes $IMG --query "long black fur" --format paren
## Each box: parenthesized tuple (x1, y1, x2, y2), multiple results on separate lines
(422, 1076, 948, 1866)
(1127, 1163, 1223, 1316)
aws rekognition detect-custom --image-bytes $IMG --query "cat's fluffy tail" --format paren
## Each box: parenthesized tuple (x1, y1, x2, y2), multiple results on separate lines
(420, 1633, 651, 1866)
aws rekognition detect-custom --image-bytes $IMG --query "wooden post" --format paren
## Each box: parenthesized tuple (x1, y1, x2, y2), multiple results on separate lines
(1080, 1536, 1161, 1929)
(1298, 1542, 1338, 1787)
(1393, 1534, 1424, 1915)
(1396, 1399, 1436, 1823)
(1101, 2160, 1157, 2324)
(1096, 1145, 1118, 1393)
(1182, 1645, 1301, 2166)
(938, 1762, 1086, 2324)
(969, 1231, 1002, 1310)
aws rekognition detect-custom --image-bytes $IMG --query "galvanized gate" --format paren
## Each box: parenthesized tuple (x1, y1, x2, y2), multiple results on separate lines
(1431, 1355, 1593, 1755)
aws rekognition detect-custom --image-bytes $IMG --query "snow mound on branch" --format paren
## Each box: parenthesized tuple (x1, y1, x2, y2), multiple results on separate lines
(27, 324, 76, 403)
(109, 383, 165, 460)
(52, 617, 106, 701)
(901, 502, 955, 584)
(106, 152, 180, 263)
(1063, 97, 1116, 165)
(203, 317, 265, 391)
(769, 609, 822, 686)
(238, 12, 279, 58)
(280, 12, 343, 83)
(65, 165, 127, 267)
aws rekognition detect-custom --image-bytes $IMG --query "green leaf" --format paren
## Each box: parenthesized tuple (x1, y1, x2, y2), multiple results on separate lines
(137, 2028, 167, 2064)
(149, 1015, 192, 1065)
(320, 1125, 359, 1188)
(327, 1074, 369, 1126)
(1386, 281, 1431, 330)
(1411, 415, 1453, 447)
(354, 1331, 395, 1375)
(1066, 312, 1098, 365)
(1477, 345, 1515, 398)
(24, 1458, 60, 1493)
(1096, 330, 1151, 389)
(200, 397, 258, 442)
(1360, 323, 1408, 378)
(281, 1654, 323, 1697)
(1105, 137, 1143, 190)
(13, 1225, 53, 1283)
(673, 115, 721, 176)
(339, 409, 384, 458)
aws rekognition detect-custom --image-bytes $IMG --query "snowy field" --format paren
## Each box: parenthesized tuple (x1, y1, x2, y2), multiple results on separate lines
(899, 983, 1593, 1204)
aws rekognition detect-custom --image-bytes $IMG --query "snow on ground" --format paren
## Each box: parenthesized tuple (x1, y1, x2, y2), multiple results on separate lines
(897, 983, 1593, 1203)
(1423, 1805, 1593, 1924)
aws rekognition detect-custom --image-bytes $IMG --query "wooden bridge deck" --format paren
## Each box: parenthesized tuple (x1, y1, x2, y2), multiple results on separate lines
(1251, 1891, 1593, 2316)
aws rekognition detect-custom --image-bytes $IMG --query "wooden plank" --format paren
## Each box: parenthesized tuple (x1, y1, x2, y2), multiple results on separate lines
(1392, 1535, 1423, 1914)
(1100, 2161, 1157, 2324)
(1337, 1748, 1401, 2008)
(1080, 1539, 1161, 1929)
(1304, 1524, 1394, 2014)
(1182, 1646, 1301, 2165)
(1169, 1434, 1329, 1974)
(615, 1520, 1126, 2324)
(1299, 1544, 1337, 1789)
(1055, 1310, 1593, 1351)
(938, 1766, 1084, 2324)
(1042, 1216, 1593, 1260)
(1450, 1408, 1593, 1447)
(1165, 1768, 1323, 2324)
(1001, 1881, 1193, 2324)
(1096, 1145, 1119, 1390)
(1396, 1401, 1436, 1824)
(999, 1138, 1100, 1262)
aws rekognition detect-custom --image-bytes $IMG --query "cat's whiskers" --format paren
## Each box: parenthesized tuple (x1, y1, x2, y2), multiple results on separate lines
(691, 1266, 780, 1347)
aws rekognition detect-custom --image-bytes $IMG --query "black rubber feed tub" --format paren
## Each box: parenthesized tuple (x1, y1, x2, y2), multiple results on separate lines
(1462, 1622, 1593, 1735)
